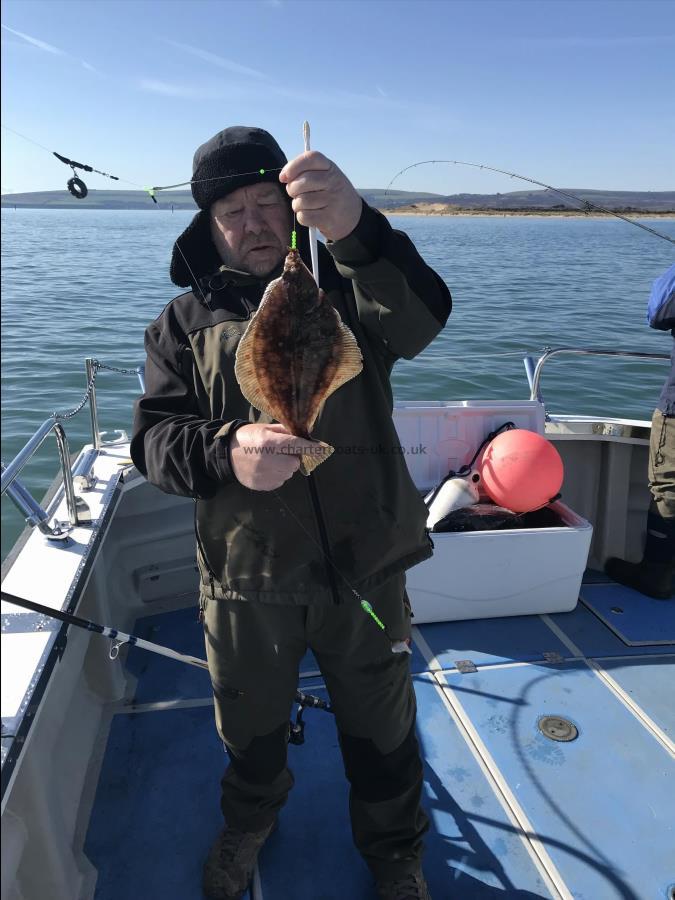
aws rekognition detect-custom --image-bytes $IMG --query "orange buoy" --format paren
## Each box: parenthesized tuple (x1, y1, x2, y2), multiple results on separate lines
(477, 429, 564, 513)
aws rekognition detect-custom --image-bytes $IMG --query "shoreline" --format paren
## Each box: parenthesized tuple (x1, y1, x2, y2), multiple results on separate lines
(2, 203, 673, 219)
(378, 207, 675, 218)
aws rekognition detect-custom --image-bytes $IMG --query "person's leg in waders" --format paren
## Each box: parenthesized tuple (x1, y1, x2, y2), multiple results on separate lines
(606, 409, 675, 599)
(310, 573, 432, 900)
(201, 596, 308, 900)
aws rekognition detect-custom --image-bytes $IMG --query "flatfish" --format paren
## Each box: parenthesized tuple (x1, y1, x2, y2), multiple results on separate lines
(234, 249, 363, 475)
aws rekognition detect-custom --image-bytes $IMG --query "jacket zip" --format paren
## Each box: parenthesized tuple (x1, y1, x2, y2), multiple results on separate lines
(194, 500, 216, 622)
(306, 473, 342, 605)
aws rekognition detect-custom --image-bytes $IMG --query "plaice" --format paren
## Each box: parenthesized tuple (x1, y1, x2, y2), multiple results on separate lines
(234, 249, 363, 475)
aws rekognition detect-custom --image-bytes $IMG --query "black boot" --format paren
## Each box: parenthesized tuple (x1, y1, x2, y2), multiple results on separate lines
(202, 819, 277, 900)
(605, 505, 674, 600)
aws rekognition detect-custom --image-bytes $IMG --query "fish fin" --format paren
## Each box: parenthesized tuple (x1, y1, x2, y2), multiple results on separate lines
(299, 441, 334, 475)
(234, 313, 284, 423)
(307, 314, 363, 432)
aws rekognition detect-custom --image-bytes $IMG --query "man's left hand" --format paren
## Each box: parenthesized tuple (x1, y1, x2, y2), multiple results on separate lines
(279, 151, 362, 242)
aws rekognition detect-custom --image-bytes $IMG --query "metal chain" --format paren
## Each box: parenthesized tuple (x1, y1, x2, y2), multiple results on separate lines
(52, 362, 99, 420)
(95, 361, 142, 376)
(51, 360, 140, 420)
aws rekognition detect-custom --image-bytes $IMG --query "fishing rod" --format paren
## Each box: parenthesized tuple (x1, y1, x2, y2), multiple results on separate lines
(1, 124, 155, 202)
(1, 590, 332, 745)
(52, 152, 120, 200)
(385, 159, 675, 246)
(6, 122, 674, 245)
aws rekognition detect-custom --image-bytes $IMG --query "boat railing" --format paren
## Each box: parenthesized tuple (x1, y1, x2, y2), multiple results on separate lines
(2, 347, 669, 541)
(523, 346, 669, 411)
(1, 358, 144, 541)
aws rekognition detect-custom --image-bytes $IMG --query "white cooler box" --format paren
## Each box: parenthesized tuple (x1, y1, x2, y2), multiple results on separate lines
(393, 400, 593, 624)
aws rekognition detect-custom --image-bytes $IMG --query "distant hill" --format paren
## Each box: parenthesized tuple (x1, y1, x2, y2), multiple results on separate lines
(0, 187, 446, 211)
(2, 187, 674, 212)
(0, 189, 197, 210)
(422, 188, 675, 213)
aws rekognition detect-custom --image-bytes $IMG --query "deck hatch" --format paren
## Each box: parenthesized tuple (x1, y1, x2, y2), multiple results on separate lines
(537, 715, 579, 742)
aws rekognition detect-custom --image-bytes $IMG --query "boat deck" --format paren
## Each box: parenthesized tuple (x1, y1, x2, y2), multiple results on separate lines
(83, 578, 674, 900)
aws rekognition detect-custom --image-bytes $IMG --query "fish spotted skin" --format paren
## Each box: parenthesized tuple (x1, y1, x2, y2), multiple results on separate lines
(234, 249, 363, 474)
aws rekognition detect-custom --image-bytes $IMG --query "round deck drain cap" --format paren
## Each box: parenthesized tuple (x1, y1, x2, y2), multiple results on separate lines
(538, 716, 578, 742)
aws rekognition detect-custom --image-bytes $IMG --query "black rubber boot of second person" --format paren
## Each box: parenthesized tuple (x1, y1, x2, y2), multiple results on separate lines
(604, 557, 673, 600)
(605, 509, 674, 600)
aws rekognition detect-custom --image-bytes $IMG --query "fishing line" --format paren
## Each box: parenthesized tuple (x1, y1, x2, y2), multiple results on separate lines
(172, 121, 404, 649)
(269, 484, 412, 654)
(2, 124, 55, 155)
(173, 237, 216, 315)
(1, 123, 149, 199)
(385, 158, 675, 246)
(173, 189, 396, 643)
(7, 121, 673, 247)
(173, 210, 295, 315)
(3, 123, 289, 205)
(151, 167, 284, 193)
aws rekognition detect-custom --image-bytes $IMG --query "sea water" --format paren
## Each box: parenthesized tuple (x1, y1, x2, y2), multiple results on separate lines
(2, 208, 673, 560)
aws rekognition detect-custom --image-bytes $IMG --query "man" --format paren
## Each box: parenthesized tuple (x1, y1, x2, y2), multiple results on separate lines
(131, 126, 452, 900)
(605, 263, 675, 599)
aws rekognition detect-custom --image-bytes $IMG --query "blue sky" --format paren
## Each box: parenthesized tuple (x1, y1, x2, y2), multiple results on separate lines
(1, 0, 674, 196)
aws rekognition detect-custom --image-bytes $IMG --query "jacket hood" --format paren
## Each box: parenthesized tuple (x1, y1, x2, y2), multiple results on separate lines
(170, 209, 222, 289)
(170, 205, 319, 297)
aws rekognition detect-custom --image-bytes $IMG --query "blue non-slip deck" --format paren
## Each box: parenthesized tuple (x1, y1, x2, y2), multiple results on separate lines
(580, 582, 675, 645)
(84, 705, 237, 900)
(438, 660, 675, 900)
(85, 582, 675, 899)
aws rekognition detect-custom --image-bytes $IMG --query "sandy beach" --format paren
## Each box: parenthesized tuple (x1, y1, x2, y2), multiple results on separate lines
(379, 204, 675, 218)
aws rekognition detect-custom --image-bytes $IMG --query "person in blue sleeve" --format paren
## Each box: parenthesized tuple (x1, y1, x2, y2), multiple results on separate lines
(605, 263, 675, 599)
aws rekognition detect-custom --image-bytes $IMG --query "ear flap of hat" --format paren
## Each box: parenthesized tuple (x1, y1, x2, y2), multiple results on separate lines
(170, 210, 222, 289)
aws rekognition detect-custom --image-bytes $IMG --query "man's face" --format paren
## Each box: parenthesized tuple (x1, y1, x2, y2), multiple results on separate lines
(210, 182, 292, 278)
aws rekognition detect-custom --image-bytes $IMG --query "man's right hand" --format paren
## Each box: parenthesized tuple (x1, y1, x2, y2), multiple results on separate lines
(228, 423, 309, 490)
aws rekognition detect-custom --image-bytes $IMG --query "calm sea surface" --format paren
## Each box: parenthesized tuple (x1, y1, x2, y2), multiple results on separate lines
(2, 209, 673, 560)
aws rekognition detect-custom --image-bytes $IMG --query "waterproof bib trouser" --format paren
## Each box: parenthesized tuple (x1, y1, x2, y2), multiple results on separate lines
(202, 573, 430, 881)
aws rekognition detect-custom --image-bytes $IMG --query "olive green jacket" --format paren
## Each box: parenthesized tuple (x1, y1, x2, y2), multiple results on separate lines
(130, 202, 452, 604)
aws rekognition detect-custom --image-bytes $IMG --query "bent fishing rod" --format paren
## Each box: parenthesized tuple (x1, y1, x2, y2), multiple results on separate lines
(384, 158, 675, 246)
(1, 590, 331, 744)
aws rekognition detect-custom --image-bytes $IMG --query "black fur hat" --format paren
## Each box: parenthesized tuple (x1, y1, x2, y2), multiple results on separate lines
(191, 126, 287, 211)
